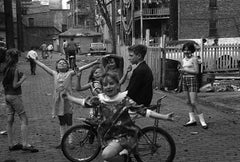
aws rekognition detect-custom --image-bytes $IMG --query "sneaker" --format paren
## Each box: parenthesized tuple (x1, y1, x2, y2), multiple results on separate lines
(22, 145, 39, 153)
(9, 143, 23, 151)
(0, 130, 7, 135)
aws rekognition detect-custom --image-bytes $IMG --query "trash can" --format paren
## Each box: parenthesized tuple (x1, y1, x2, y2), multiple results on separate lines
(164, 59, 181, 90)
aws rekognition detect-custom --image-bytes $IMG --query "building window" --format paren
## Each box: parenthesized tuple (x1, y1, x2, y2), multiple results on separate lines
(28, 18, 34, 27)
(209, 0, 217, 9)
(62, 24, 67, 32)
(209, 19, 217, 37)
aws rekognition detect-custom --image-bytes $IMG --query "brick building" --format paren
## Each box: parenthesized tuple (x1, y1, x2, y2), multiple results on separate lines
(20, 0, 69, 50)
(178, 0, 240, 43)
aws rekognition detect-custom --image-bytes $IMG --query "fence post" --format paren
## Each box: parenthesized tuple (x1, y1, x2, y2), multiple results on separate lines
(160, 34, 166, 90)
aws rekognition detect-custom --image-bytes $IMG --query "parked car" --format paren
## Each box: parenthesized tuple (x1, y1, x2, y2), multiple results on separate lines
(89, 42, 107, 55)
(0, 41, 7, 63)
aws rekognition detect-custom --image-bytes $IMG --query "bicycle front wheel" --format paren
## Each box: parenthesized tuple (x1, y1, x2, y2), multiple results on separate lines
(134, 126, 176, 162)
(61, 125, 101, 162)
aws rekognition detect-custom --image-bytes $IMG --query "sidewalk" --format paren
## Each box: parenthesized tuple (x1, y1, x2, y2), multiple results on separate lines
(0, 51, 239, 162)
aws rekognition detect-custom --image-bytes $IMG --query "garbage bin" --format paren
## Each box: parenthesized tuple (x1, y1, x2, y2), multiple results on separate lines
(164, 59, 181, 90)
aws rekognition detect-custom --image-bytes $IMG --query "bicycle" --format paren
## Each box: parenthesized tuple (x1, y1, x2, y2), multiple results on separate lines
(61, 95, 176, 162)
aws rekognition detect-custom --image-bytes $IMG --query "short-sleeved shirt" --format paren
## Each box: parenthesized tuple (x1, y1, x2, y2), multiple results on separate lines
(27, 50, 38, 59)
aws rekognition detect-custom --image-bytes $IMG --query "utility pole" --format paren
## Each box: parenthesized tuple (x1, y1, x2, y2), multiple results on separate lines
(111, 0, 116, 53)
(16, 0, 24, 51)
(4, 0, 15, 48)
(169, 0, 178, 40)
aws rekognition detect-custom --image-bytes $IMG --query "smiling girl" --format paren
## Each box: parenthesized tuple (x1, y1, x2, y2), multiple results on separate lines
(64, 72, 173, 162)
(28, 54, 99, 148)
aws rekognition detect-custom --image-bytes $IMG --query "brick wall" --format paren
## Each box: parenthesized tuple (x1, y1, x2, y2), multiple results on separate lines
(179, 0, 240, 39)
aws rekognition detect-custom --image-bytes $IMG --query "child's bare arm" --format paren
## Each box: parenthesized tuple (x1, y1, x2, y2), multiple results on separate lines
(13, 70, 26, 88)
(35, 60, 54, 76)
(120, 65, 132, 85)
(75, 71, 91, 91)
(78, 59, 100, 71)
(65, 93, 85, 106)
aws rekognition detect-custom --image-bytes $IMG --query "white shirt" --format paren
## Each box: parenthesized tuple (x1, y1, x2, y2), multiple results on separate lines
(27, 50, 38, 59)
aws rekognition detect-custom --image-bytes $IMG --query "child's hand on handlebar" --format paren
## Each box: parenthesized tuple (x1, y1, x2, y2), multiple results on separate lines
(166, 112, 174, 121)
(62, 91, 69, 99)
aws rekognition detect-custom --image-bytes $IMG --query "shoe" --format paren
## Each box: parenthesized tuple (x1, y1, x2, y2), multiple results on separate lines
(183, 121, 197, 127)
(55, 144, 61, 149)
(0, 130, 7, 135)
(22, 145, 39, 153)
(202, 125, 208, 129)
(9, 143, 23, 151)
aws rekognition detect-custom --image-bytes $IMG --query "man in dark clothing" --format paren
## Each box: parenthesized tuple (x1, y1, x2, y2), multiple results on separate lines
(126, 44, 153, 106)
(67, 38, 77, 69)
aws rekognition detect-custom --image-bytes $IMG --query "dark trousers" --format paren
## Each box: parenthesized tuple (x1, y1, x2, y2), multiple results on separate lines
(68, 50, 76, 69)
(29, 59, 36, 75)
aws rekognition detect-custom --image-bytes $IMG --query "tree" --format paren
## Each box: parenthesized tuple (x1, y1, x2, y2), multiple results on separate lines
(96, 0, 116, 54)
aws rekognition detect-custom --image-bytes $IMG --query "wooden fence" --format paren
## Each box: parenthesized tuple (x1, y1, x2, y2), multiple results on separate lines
(117, 44, 240, 89)
(165, 44, 240, 72)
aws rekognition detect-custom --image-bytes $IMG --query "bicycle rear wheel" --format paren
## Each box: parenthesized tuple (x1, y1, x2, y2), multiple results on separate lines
(134, 126, 176, 162)
(61, 125, 101, 162)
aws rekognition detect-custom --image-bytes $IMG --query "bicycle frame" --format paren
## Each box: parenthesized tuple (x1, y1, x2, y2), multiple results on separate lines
(153, 95, 167, 144)
(134, 95, 167, 154)
(61, 95, 175, 162)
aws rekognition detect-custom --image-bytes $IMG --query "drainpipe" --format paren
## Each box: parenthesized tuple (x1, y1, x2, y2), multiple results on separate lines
(131, 0, 135, 45)
(4, 0, 15, 48)
(140, 0, 143, 44)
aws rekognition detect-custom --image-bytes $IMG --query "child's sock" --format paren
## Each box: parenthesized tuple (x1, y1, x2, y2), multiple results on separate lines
(198, 113, 207, 126)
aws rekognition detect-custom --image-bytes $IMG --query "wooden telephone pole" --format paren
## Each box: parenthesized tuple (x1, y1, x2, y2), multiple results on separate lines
(111, 0, 116, 54)
(4, 0, 15, 49)
(16, 0, 24, 51)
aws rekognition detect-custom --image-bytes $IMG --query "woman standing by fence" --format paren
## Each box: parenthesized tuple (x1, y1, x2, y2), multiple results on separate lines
(179, 42, 208, 129)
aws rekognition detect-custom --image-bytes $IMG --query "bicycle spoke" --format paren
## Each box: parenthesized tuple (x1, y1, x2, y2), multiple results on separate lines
(134, 127, 175, 162)
(62, 125, 101, 162)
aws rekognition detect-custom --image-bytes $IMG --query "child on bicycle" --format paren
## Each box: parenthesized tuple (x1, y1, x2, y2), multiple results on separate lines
(28, 53, 99, 148)
(75, 64, 103, 117)
(64, 72, 174, 162)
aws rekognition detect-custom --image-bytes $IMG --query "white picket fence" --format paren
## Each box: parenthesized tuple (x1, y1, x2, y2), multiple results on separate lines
(117, 44, 240, 89)
(165, 44, 240, 72)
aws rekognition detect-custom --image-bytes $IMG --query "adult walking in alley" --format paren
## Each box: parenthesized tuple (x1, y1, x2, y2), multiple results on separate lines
(26, 47, 38, 75)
